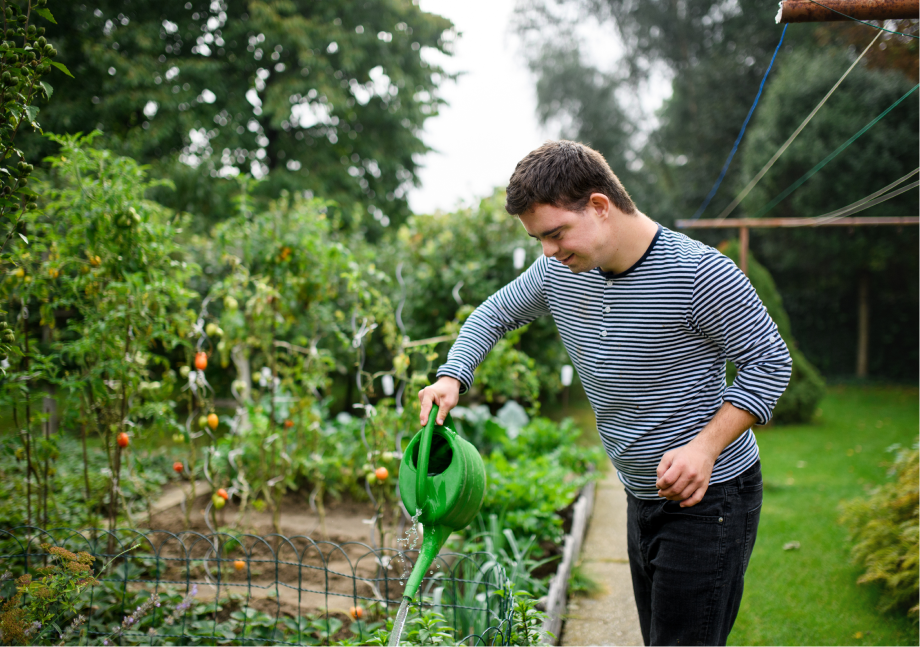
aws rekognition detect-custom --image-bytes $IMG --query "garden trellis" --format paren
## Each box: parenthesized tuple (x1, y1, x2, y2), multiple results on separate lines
(0, 526, 515, 646)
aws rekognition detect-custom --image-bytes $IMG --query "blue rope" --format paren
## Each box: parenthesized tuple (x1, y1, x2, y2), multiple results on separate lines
(691, 24, 788, 220)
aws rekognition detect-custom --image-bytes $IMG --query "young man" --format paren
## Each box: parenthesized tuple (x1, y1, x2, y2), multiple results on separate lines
(417, 140, 792, 646)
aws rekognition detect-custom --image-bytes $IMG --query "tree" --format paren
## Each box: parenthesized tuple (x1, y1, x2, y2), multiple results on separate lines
(514, 0, 791, 223)
(738, 47, 918, 380)
(26, 0, 454, 235)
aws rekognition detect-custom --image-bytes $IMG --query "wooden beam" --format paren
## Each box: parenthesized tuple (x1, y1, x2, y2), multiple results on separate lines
(777, 0, 919, 23)
(739, 226, 749, 275)
(676, 216, 920, 229)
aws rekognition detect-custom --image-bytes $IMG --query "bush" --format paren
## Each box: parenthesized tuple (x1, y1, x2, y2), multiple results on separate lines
(719, 240, 825, 423)
(840, 444, 919, 620)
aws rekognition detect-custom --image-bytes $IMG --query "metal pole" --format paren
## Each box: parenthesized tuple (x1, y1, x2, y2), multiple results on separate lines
(777, 0, 919, 23)
(739, 226, 749, 275)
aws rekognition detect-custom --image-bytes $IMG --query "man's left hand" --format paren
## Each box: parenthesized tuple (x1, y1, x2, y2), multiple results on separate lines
(655, 443, 716, 507)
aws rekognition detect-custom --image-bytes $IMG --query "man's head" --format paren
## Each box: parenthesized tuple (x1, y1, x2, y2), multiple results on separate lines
(505, 140, 636, 217)
(506, 141, 639, 274)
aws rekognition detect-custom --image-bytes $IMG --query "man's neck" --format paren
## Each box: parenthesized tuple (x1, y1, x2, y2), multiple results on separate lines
(598, 212, 659, 275)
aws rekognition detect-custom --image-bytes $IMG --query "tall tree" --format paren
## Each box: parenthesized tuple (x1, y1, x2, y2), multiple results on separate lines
(27, 0, 454, 234)
(739, 47, 918, 379)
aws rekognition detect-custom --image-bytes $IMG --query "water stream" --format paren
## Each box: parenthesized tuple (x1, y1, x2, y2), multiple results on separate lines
(388, 509, 422, 647)
(387, 598, 411, 647)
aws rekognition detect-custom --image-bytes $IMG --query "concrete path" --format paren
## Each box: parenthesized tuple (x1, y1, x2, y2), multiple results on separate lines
(562, 469, 644, 646)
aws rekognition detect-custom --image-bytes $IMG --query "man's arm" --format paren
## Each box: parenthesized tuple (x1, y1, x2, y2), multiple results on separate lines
(655, 402, 757, 507)
(422, 255, 552, 426)
(657, 251, 792, 507)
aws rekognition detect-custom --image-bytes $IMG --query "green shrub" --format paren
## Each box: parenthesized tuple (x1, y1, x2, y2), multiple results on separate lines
(840, 444, 919, 620)
(719, 240, 825, 423)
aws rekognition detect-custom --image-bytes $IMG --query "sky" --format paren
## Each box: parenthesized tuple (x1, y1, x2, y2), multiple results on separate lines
(407, 0, 549, 215)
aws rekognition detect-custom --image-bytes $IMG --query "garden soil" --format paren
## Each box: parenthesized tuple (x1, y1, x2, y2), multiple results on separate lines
(143, 486, 413, 617)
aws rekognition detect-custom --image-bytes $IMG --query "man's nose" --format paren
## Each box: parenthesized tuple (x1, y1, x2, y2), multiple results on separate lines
(541, 240, 557, 258)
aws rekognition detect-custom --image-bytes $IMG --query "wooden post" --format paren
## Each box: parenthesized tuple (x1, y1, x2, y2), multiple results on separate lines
(739, 226, 750, 275)
(856, 273, 870, 377)
(777, 0, 919, 23)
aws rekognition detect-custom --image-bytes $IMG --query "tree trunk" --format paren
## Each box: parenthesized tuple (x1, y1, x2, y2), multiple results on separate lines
(856, 273, 870, 378)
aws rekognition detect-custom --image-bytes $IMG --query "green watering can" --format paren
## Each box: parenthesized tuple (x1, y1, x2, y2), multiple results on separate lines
(397, 404, 486, 602)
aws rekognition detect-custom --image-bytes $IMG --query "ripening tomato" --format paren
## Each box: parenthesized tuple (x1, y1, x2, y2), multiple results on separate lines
(217, 488, 228, 500)
(194, 352, 208, 371)
(349, 606, 364, 620)
(207, 413, 219, 430)
(284, 419, 294, 428)
(375, 467, 389, 482)
(173, 461, 184, 473)
(117, 432, 129, 448)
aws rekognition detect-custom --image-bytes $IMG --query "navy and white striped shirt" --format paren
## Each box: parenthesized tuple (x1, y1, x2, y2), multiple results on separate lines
(437, 224, 793, 499)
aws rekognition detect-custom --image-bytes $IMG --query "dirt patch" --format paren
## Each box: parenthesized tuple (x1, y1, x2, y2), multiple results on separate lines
(130, 488, 420, 615)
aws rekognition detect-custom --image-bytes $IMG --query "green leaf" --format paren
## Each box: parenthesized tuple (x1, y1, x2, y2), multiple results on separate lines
(19, 233, 27, 244)
(40, 81, 52, 99)
(50, 61, 73, 78)
(25, 105, 39, 124)
(34, 8, 57, 24)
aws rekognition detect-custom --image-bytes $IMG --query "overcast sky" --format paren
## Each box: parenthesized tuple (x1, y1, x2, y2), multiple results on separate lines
(407, 0, 550, 215)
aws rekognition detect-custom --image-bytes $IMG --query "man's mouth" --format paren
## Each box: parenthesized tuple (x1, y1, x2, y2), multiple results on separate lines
(559, 253, 575, 265)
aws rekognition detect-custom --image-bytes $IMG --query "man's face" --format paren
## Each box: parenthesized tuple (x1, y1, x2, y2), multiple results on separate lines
(519, 197, 609, 274)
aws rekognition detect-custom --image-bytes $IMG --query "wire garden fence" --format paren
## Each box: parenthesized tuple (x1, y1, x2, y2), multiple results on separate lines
(0, 526, 515, 645)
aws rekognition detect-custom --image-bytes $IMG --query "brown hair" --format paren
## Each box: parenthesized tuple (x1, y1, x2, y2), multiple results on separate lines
(505, 140, 637, 216)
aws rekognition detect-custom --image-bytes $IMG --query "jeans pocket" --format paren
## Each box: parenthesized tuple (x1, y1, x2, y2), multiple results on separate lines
(660, 494, 724, 523)
(742, 502, 762, 573)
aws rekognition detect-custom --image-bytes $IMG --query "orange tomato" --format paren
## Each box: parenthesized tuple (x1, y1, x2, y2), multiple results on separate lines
(375, 467, 389, 482)
(349, 606, 363, 620)
(207, 413, 219, 430)
(234, 560, 246, 571)
(194, 352, 208, 371)
(117, 432, 129, 448)
(284, 419, 294, 428)
(217, 488, 228, 500)
(173, 461, 183, 473)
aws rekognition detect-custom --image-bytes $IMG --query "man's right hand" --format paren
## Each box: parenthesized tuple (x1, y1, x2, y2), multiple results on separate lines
(418, 376, 462, 426)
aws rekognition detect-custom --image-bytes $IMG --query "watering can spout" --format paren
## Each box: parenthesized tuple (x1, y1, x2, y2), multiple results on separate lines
(401, 524, 450, 602)
(397, 403, 486, 601)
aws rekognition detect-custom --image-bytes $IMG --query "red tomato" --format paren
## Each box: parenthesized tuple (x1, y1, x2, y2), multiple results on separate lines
(194, 352, 208, 371)
(173, 461, 183, 473)
(117, 432, 129, 448)
(284, 419, 294, 428)
(217, 488, 229, 500)
(375, 467, 389, 482)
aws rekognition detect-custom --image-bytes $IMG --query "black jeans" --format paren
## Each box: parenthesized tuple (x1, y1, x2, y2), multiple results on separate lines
(626, 461, 763, 646)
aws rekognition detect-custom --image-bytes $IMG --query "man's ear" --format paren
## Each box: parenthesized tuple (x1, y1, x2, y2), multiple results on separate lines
(588, 193, 611, 220)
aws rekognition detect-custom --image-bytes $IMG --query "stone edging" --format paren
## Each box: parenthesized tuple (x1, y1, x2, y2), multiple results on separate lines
(541, 479, 596, 644)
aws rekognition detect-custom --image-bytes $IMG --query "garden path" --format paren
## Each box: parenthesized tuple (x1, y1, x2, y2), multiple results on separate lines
(562, 468, 643, 646)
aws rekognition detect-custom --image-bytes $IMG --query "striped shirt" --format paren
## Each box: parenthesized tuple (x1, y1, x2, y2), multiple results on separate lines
(437, 224, 793, 499)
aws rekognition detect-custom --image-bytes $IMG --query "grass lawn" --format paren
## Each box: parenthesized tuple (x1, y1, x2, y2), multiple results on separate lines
(549, 383, 918, 645)
(729, 385, 918, 646)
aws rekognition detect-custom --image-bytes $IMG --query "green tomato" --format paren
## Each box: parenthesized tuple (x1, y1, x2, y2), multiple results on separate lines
(224, 296, 239, 311)
(205, 322, 220, 337)
(366, 473, 377, 485)
(198, 415, 209, 429)
(382, 451, 394, 463)
(212, 493, 226, 510)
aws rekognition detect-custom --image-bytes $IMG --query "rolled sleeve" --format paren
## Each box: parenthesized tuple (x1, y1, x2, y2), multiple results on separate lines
(691, 251, 793, 425)
(437, 255, 551, 394)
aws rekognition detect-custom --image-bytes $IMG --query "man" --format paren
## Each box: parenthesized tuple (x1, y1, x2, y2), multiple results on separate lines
(417, 140, 792, 646)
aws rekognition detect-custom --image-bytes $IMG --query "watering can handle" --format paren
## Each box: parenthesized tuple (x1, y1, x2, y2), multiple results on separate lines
(416, 403, 455, 515)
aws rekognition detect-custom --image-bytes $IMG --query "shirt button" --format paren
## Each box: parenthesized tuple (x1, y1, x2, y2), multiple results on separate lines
(606, 280, 613, 287)
(603, 306, 610, 313)
(600, 330, 607, 337)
